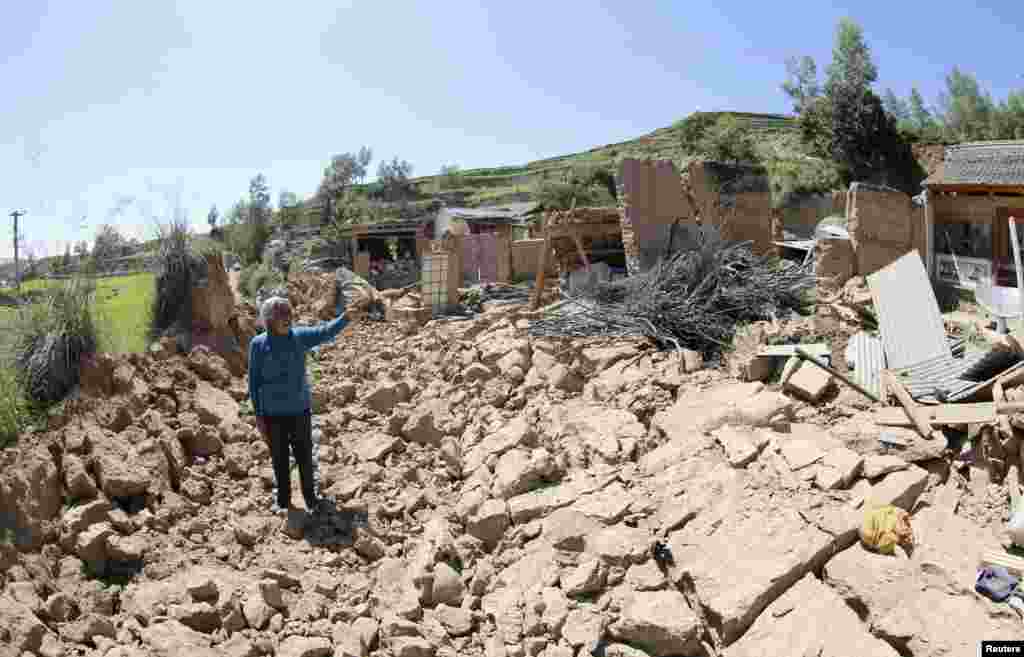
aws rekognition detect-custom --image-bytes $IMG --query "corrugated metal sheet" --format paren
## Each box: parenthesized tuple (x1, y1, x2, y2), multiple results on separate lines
(846, 332, 886, 400)
(889, 351, 1024, 402)
(890, 352, 983, 402)
(867, 251, 950, 370)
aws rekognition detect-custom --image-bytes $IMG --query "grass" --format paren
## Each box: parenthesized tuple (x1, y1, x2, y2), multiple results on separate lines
(0, 274, 156, 354)
(0, 272, 155, 447)
(401, 111, 798, 207)
(93, 274, 156, 353)
(0, 366, 33, 448)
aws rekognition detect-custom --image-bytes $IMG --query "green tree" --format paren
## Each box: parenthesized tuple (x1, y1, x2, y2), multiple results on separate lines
(92, 224, 127, 272)
(781, 55, 820, 113)
(824, 18, 878, 94)
(908, 87, 935, 134)
(882, 88, 910, 123)
(207, 204, 219, 230)
(938, 67, 994, 141)
(241, 175, 272, 263)
(61, 244, 72, 273)
(318, 151, 372, 223)
(376, 157, 414, 202)
(276, 190, 302, 227)
(248, 174, 271, 225)
(356, 146, 373, 184)
(1005, 91, 1024, 139)
(795, 18, 915, 190)
(225, 200, 247, 225)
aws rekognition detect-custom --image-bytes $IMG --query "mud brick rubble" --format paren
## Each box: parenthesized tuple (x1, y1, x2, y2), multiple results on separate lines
(1, 268, 1022, 657)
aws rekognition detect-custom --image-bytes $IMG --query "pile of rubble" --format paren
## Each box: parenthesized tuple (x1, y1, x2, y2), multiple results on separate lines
(2, 262, 1023, 657)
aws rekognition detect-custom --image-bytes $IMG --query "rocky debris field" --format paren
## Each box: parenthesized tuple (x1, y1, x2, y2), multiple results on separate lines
(1, 275, 1023, 657)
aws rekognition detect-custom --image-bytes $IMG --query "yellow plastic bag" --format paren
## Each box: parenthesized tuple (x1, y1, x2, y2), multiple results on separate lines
(859, 505, 914, 555)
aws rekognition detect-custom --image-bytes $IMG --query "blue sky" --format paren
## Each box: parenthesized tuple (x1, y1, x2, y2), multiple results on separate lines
(2, 0, 1022, 259)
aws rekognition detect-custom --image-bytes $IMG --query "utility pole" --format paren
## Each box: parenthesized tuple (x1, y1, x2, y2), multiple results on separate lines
(9, 210, 25, 292)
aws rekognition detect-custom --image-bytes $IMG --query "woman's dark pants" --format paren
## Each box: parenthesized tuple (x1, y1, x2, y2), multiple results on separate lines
(266, 412, 316, 510)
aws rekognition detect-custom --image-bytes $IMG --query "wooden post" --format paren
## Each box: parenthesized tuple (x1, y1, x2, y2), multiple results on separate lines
(881, 369, 935, 439)
(530, 229, 553, 310)
(571, 230, 591, 272)
(994, 379, 1014, 438)
(1011, 216, 1024, 324)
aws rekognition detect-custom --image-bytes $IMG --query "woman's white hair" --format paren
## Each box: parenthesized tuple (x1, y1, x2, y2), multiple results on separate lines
(260, 296, 291, 324)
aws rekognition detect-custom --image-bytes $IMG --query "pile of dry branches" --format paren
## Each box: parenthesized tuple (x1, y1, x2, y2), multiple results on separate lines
(529, 236, 814, 357)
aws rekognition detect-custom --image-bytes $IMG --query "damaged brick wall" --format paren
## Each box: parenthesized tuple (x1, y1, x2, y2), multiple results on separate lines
(723, 192, 773, 253)
(846, 183, 923, 276)
(781, 195, 836, 239)
(618, 158, 692, 274)
(511, 239, 556, 278)
(189, 251, 253, 376)
(686, 162, 772, 254)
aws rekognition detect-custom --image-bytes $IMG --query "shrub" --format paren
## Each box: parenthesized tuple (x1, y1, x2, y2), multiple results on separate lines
(0, 365, 31, 448)
(150, 217, 207, 341)
(238, 264, 258, 299)
(698, 116, 761, 164)
(242, 264, 282, 299)
(13, 276, 99, 404)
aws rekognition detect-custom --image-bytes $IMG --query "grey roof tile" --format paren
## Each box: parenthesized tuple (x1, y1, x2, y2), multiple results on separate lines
(934, 141, 1024, 186)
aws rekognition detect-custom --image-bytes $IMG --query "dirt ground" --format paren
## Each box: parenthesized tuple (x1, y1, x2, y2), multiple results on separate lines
(1, 269, 1023, 657)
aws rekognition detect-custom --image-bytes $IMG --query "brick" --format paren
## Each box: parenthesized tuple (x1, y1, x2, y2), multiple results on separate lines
(783, 359, 832, 403)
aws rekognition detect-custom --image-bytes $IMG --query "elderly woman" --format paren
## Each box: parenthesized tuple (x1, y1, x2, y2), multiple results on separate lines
(248, 290, 372, 514)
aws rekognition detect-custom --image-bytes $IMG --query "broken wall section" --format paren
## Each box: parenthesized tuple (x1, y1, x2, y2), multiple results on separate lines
(847, 182, 926, 277)
(618, 158, 691, 274)
(175, 251, 254, 376)
(511, 239, 556, 279)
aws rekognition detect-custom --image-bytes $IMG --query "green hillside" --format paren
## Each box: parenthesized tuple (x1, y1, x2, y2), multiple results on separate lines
(409, 111, 796, 206)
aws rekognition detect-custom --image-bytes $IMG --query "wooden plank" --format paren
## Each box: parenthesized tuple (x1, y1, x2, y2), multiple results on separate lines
(882, 369, 933, 438)
(999, 361, 1024, 389)
(872, 399, 1007, 425)
(994, 379, 1014, 437)
(1008, 465, 1021, 514)
(530, 229, 553, 311)
(758, 343, 830, 359)
(548, 223, 621, 240)
(571, 232, 591, 272)
(979, 548, 1024, 578)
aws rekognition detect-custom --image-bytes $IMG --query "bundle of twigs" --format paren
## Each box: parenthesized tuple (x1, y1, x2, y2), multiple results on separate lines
(529, 235, 814, 357)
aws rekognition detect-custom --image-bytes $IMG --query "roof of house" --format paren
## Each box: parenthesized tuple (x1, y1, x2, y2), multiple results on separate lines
(441, 202, 539, 223)
(926, 141, 1024, 187)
